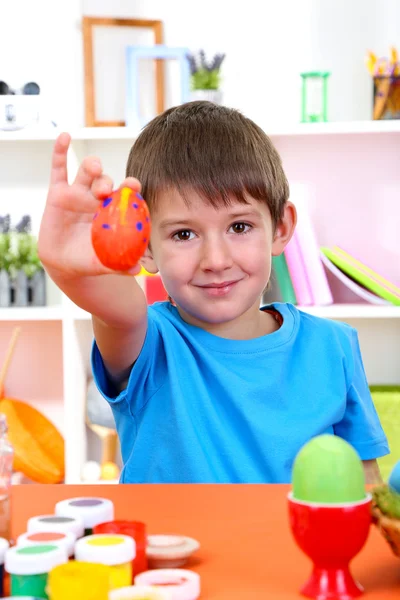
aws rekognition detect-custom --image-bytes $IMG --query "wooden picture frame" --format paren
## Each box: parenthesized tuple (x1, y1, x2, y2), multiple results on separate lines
(82, 17, 165, 127)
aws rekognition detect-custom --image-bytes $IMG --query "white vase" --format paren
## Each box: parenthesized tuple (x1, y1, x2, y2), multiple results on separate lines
(190, 89, 223, 104)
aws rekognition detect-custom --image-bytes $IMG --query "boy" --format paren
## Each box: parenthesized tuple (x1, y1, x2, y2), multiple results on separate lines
(38, 101, 388, 484)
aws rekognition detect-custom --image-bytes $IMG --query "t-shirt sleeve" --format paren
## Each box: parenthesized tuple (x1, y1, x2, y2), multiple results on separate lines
(91, 311, 165, 417)
(334, 328, 390, 460)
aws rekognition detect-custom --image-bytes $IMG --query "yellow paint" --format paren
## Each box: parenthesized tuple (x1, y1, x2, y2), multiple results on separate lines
(87, 535, 125, 547)
(119, 187, 132, 226)
(48, 561, 111, 600)
(109, 561, 133, 590)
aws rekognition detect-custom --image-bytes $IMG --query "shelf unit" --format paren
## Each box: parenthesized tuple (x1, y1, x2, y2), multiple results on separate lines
(0, 121, 399, 483)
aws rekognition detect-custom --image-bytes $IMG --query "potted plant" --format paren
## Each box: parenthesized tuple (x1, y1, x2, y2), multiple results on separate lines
(0, 215, 12, 307)
(186, 49, 226, 104)
(12, 215, 46, 306)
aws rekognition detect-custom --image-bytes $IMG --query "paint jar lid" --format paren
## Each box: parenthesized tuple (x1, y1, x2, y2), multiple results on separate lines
(135, 569, 201, 600)
(0, 537, 9, 564)
(5, 544, 67, 575)
(109, 586, 172, 599)
(48, 561, 111, 599)
(27, 514, 84, 539)
(17, 530, 76, 557)
(75, 534, 135, 565)
(55, 497, 114, 529)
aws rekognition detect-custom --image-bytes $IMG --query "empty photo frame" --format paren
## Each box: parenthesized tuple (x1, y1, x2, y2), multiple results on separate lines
(125, 45, 191, 128)
(82, 17, 165, 127)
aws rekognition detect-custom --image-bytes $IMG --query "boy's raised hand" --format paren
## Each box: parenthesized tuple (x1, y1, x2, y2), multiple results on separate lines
(38, 133, 142, 278)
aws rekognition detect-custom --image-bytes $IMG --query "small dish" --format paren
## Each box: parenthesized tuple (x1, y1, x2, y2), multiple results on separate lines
(146, 535, 200, 568)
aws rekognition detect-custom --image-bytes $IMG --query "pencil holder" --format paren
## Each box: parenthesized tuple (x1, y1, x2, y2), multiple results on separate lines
(373, 76, 400, 119)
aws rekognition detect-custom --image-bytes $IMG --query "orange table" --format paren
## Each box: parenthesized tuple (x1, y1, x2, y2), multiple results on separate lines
(10, 484, 400, 599)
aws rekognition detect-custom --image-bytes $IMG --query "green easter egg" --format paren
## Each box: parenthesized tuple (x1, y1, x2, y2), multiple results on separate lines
(292, 434, 366, 503)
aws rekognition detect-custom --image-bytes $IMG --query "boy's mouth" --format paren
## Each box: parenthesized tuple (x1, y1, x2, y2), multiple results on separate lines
(195, 280, 240, 296)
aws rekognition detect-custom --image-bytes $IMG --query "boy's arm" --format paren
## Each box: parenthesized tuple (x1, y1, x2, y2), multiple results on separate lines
(39, 134, 148, 380)
(48, 270, 147, 380)
(362, 459, 383, 485)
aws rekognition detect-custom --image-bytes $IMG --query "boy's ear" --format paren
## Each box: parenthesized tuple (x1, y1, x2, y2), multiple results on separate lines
(139, 244, 159, 274)
(271, 201, 297, 256)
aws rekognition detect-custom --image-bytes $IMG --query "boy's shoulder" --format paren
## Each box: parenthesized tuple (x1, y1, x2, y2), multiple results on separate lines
(270, 302, 357, 346)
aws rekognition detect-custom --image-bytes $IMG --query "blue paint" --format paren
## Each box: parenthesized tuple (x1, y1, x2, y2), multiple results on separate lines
(103, 197, 112, 208)
(132, 203, 139, 209)
(102, 224, 111, 230)
(143, 238, 147, 243)
(146, 216, 149, 222)
(136, 222, 143, 232)
(93, 212, 98, 220)
(388, 460, 400, 494)
(136, 193, 143, 200)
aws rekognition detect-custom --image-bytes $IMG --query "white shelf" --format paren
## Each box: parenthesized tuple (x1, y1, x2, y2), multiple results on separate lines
(1, 303, 398, 322)
(0, 120, 400, 142)
(0, 305, 64, 321)
(299, 304, 400, 319)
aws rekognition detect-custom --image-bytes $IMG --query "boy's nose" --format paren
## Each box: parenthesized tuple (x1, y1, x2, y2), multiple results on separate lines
(199, 238, 233, 272)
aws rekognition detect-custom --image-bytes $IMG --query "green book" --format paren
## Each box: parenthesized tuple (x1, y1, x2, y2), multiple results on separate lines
(272, 255, 297, 304)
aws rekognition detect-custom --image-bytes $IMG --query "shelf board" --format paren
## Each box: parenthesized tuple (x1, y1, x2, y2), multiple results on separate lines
(299, 304, 400, 319)
(0, 120, 400, 142)
(0, 305, 64, 321)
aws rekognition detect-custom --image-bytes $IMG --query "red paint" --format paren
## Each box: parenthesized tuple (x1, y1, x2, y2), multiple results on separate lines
(288, 495, 372, 599)
(28, 532, 65, 541)
(92, 188, 151, 271)
(93, 520, 148, 575)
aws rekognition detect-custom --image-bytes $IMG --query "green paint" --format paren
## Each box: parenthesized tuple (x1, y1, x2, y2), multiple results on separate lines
(11, 573, 49, 599)
(17, 545, 56, 555)
(292, 434, 366, 503)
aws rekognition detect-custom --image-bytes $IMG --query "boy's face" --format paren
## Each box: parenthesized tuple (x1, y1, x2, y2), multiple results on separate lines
(142, 188, 295, 331)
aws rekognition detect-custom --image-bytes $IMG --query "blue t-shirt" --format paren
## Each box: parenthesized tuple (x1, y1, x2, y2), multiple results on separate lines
(91, 302, 389, 483)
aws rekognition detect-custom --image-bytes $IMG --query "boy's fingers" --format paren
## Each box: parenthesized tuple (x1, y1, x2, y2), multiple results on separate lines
(120, 177, 142, 194)
(91, 175, 114, 199)
(73, 156, 103, 190)
(50, 132, 70, 185)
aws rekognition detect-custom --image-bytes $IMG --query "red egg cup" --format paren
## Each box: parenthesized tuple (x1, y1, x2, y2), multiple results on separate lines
(288, 492, 372, 600)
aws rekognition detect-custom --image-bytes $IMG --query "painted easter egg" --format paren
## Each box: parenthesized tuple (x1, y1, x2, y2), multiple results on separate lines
(292, 434, 366, 503)
(91, 187, 151, 271)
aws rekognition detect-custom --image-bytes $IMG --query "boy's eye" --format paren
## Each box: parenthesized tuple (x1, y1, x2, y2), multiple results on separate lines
(230, 222, 251, 234)
(172, 230, 195, 242)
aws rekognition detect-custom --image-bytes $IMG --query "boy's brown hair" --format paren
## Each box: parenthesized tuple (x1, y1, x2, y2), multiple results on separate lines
(126, 101, 289, 227)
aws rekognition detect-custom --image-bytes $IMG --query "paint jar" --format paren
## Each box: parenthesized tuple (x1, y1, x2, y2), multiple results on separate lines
(94, 520, 148, 575)
(5, 544, 68, 599)
(17, 531, 76, 558)
(135, 569, 201, 600)
(0, 537, 9, 596)
(27, 514, 84, 539)
(47, 560, 111, 600)
(109, 585, 172, 600)
(74, 534, 135, 589)
(55, 497, 114, 535)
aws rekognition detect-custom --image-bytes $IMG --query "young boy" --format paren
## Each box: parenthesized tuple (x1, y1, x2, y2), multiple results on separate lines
(38, 101, 389, 484)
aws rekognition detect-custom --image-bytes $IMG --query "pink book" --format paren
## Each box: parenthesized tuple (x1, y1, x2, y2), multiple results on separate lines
(291, 186, 333, 306)
(284, 230, 313, 306)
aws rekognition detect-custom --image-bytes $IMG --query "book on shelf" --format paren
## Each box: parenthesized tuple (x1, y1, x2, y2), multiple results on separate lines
(283, 184, 333, 306)
(321, 247, 400, 306)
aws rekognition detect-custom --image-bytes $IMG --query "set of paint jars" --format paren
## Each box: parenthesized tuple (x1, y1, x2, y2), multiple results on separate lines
(3, 496, 201, 599)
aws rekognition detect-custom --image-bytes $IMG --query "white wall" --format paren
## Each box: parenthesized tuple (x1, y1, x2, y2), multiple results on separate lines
(1, 0, 399, 128)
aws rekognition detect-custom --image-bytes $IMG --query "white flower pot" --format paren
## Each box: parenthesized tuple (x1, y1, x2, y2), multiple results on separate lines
(190, 89, 223, 104)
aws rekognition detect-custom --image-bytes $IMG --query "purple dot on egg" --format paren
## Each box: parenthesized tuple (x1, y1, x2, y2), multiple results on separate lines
(146, 217, 149, 222)
(102, 223, 111, 230)
(136, 222, 143, 232)
(132, 203, 139, 209)
(93, 212, 98, 220)
(103, 197, 112, 208)
(143, 238, 147, 243)
(136, 192, 143, 200)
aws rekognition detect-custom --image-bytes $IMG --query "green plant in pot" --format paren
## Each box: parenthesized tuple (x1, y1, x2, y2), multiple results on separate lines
(0, 215, 12, 273)
(186, 49, 226, 104)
